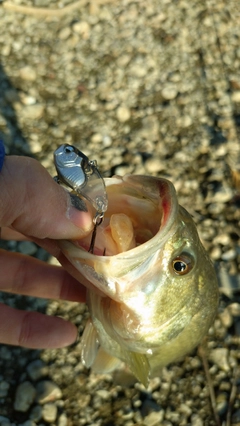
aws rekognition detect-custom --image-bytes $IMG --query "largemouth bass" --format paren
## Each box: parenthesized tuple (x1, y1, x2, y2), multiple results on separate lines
(59, 174, 219, 386)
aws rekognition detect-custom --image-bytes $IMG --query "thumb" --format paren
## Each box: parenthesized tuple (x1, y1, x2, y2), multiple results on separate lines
(0, 155, 93, 239)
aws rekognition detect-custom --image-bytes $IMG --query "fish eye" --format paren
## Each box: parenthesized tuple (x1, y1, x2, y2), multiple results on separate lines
(172, 254, 193, 275)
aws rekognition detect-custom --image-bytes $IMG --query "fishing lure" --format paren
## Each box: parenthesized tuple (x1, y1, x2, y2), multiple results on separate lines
(54, 144, 108, 252)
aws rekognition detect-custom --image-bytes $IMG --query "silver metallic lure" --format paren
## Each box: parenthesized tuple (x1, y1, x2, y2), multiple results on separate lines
(54, 144, 108, 252)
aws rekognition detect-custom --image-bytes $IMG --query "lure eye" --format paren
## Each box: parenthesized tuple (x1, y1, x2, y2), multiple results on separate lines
(64, 145, 74, 154)
(172, 254, 193, 275)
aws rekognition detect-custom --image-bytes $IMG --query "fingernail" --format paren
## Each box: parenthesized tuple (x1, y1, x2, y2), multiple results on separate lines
(67, 194, 92, 232)
(69, 193, 88, 212)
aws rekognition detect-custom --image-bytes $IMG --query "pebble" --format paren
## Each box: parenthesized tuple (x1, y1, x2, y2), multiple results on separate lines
(216, 393, 228, 415)
(219, 308, 233, 328)
(161, 85, 178, 100)
(18, 241, 38, 256)
(42, 403, 58, 423)
(29, 405, 43, 422)
(72, 21, 90, 39)
(95, 389, 110, 399)
(58, 27, 71, 40)
(145, 157, 163, 174)
(191, 414, 203, 426)
(19, 66, 37, 81)
(0, 381, 10, 398)
(116, 106, 131, 122)
(20, 104, 45, 120)
(209, 348, 230, 372)
(36, 381, 62, 404)
(228, 303, 240, 317)
(143, 410, 164, 426)
(14, 381, 36, 412)
(58, 413, 68, 426)
(27, 360, 48, 381)
(210, 245, 222, 260)
(0, 416, 11, 426)
(232, 91, 240, 102)
(221, 248, 237, 261)
(20, 421, 37, 426)
(213, 233, 231, 246)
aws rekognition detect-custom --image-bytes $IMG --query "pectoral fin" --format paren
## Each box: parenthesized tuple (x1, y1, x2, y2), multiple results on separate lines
(80, 319, 99, 368)
(121, 349, 150, 387)
(92, 346, 122, 373)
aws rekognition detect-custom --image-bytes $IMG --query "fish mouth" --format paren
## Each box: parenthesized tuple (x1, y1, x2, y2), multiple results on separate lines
(75, 174, 178, 257)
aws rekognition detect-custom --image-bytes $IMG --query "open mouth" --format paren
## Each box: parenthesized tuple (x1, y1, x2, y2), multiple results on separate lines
(74, 176, 174, 257)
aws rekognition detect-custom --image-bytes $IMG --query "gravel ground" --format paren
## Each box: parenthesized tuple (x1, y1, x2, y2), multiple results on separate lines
(0, 0, 240, 425)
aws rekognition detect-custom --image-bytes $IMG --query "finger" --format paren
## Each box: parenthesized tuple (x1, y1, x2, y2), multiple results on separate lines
(0, 156, 93, 240)
(0, 303, 77, 348)
(1, 227, 28, 241)
(0, 249, 86, 302)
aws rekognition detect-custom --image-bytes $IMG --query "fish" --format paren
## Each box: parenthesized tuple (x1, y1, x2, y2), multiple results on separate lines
(58, 174, 219, 386)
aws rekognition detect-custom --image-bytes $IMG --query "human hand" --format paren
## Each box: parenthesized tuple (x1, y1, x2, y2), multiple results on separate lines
(0, 148, 93, 350)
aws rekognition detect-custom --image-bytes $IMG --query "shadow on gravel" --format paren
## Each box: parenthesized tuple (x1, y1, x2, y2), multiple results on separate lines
(0, 62, 30, 155)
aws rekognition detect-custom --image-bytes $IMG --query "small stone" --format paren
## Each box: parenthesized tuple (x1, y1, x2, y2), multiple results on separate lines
(21, 104, 44, 120)
(58, 27, 71, 40)
(73, 21, 90, 39)
(216, 393, 228, 415)
(2, 45, 11, 56)
(221, 249, 237, 261)
(228, 303, 240, 317)
(0, 346, 11, 360)
(179, 403, 192, 416)
(0, 381, 10, 398)
(27, 360, 48, 381)
(20, 421, 37, 426)
(179, 115, 192, 128)
(210, 245, 222, 260)
(96, 389, 110, 399)
(145, 158, 163, 174)
(42, 403, 57, 423)
(29, 139, 42, 154)
(232, 91, 240, 103)
(91, 133, 102, 144)
(20, 95, 37, 106)
(0, 416, 11, 426)
(213, 233, 231, 246)
(190, 414, 203, 426)
(219, 308, 233, 328)
(36, 381, 62, 404)
(58, 413, 68, 426)
(19, 66, 37, 81)
(29, 405, 42, 422)
(143, 410, 164, 426)
(102, 135, 112, 147)
(129, 64, 147, 78)
(14, 381, 36, 412)
(18, 241, 38, 256)
(116, 106, 131, 122)
(161, 85, 178, 100)
(209, 348, 230, 372)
